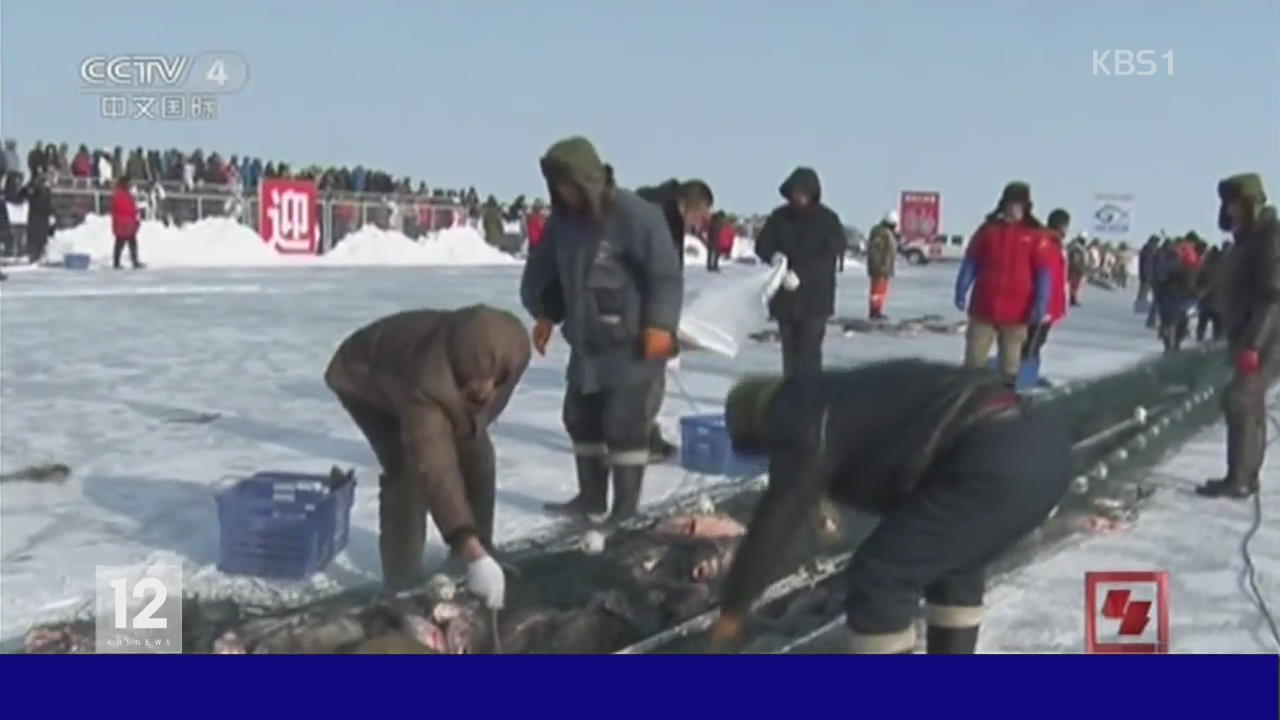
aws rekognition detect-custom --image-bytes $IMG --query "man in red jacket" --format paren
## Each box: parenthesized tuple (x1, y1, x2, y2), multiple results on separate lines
(955, 181, 1052, 387)
(1022, 209, 1069, 360)
(111, 175, 143, 269)
(525, 200, 547, 251)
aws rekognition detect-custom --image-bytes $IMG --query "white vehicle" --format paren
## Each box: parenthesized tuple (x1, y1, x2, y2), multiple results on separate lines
(898, 234, 967, 265)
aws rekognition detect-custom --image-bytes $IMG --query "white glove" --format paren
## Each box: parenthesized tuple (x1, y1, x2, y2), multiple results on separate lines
(770, 254, 787, 269)
(782, 270, 801, 291)
(465, 555, 506, 609)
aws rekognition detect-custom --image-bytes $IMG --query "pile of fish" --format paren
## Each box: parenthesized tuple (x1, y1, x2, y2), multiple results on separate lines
(23, 512, 758, 654)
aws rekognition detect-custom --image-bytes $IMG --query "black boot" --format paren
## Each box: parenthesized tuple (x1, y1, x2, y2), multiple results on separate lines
(648, 424, 678, 464)
(926, 625, 980, 654)
(1196, 413, 1262, 499)
(605, 464, 644, 525)
(544, 455, 609, 517)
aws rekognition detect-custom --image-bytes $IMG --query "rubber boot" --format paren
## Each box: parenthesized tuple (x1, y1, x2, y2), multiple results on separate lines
(543, 455, 609, 517)
(926, 625, 980, 654)
(605, 464, 644, 525)
(648, 424, 678, 464)
(378, 473, 426, 592)
(1197, 412, 1263, 498)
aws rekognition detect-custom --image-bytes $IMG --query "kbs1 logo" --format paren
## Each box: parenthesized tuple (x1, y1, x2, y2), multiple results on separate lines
(1092, 50, 1174, 77)
(1085, 571, 1170, 653)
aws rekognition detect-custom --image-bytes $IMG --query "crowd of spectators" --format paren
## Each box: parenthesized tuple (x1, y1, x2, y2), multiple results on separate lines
(3, 138, 490, 206)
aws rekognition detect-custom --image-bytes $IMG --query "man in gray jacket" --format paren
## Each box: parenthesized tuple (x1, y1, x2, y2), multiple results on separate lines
(520, 136, 684, 523)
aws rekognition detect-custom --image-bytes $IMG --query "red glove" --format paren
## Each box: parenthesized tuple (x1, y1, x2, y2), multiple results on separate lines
(1235, 349, 1260, 376)
(641, 327, 677, 360)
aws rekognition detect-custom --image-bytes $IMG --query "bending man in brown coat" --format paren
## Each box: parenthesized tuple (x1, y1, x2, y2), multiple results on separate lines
(325, 305, 531, 606)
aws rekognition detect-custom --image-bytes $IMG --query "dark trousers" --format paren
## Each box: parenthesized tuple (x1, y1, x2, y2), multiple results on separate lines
(778, 318, 827, 378)
(1221, 344, 1280, 487)
(1020, 322, 1052, 360)
(843, 406, 1070, 638)
(563, 380, 653, 466)
(1158, 304, 1190, 352)
(336, 393, 495, 590)
(113, 235, 140, 268)
(26, 227, 48, 264)
(0, 201, 11, 256)
(1195, 302, 1222, 342)
(706, 248, 721, 271)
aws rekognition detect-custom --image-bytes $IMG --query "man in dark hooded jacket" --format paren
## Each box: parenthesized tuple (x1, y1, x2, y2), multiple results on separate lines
(325, 305, 531, 604)
(755, 167, 846, 377)
(707, 360, 1070, 654)
(1197, 173, 1280, 499)
(520, 136, 683, 523)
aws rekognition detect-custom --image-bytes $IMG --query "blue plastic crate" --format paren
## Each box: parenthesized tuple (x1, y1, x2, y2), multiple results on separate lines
(63, 253, 91, 270)
(679, 414, 767, 477)
(987, 355, 1040, 392)
(216, 470, 356, 580)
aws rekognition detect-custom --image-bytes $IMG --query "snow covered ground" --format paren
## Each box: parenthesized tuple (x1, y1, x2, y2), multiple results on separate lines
(981, 407, 1280, 654)
(0, 257, 1240, 646)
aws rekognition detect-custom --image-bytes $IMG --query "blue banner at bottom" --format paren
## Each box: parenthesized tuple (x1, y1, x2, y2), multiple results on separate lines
(3, 655, 1276, 718)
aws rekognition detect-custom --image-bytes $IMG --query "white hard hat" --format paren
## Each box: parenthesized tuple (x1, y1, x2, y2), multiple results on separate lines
(883, 210, 899, 225)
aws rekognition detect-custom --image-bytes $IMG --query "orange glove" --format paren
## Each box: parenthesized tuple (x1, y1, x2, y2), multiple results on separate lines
(532, 319, 554, 356)
(641, 327, 677, 360)
(707, 613, 744, 653)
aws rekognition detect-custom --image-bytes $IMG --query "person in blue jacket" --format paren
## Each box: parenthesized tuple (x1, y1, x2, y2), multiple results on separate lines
(1152, 237, 1200, 352)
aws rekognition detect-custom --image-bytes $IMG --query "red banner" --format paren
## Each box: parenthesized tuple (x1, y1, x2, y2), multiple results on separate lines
(899, 190, 941, 243)
(259, 179, 318, 254)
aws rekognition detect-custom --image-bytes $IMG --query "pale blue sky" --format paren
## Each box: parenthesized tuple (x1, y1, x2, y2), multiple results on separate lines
(2, 0, 1277, 236)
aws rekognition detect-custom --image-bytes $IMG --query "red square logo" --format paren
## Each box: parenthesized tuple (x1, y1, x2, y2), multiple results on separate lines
(1085, 571, 1170, 653)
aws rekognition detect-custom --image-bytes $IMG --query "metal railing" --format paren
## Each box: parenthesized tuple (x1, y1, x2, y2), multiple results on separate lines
(28, 186, 490, 257)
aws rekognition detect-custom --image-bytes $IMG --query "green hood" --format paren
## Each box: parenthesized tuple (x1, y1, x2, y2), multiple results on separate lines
(540, 136, 613, 218)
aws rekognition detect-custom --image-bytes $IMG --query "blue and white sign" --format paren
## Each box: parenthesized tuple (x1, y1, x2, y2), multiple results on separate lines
(1092, 193, 1135, 235)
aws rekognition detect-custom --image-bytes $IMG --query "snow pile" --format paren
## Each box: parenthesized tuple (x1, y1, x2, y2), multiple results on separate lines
(48, 215, 291, 268)
(319, 225, 518, 266)
(40, 215, 518, 269)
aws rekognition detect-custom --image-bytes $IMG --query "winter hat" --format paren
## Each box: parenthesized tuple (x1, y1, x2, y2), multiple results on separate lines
(1217, 173, 1267, 204)
(998, 181, 1032, 209)
(724, 375, 784, 455)
(1217, 173, 1267, 231)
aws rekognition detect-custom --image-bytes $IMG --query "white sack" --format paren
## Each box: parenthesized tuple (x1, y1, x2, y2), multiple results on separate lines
(677, 257, 788, 358)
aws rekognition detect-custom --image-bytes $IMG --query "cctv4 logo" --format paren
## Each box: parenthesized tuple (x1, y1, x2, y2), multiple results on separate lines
(1085, 571, 1170, 653)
